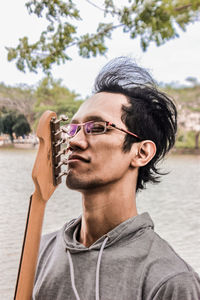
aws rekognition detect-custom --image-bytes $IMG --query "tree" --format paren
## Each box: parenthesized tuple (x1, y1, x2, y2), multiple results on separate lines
(1, 111, 31, 141)
(0, 82, 36, 124)
(6, 0, 200, 74)
(0, 116, 3, 134)
(1, 111, 17, 141)
(12, 114, 31, 137)
(34, 76, 83, 121)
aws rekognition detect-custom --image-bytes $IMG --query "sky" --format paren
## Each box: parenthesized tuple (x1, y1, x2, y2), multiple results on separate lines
(0, 0, 200, 98)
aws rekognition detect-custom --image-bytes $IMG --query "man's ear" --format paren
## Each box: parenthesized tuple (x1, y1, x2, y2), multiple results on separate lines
(130, 140, 156, 167)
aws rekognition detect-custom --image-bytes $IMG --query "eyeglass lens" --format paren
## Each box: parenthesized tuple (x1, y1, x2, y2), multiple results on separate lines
(66, 124, 78, 137)
(66, 121, 106, 137)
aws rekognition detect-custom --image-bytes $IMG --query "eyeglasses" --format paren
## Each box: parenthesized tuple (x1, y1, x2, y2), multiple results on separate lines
(62, 121, 141, 140)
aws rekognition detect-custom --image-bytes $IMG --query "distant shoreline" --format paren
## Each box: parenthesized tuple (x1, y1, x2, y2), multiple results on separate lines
(0, 143, 199, 155)
(0, 143, 38, 150)
(171, 148, 200, 155)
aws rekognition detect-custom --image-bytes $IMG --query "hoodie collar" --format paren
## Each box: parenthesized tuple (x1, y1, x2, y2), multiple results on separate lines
(62, 212, 154, 253)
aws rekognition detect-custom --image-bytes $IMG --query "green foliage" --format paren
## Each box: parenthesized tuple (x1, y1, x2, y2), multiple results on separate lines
(162, 84, 200, 149)
(34, 76, 83, 123)
(175, 130, 197, 149)
(0, 78, 83, 130)
(0, 111, 31, 141)
(12, 114, 31, 137)
(0, 116, 3, 133)
(163, 84, 200, 108)
(0, 82, 36, 124)
(1, 111, 17, 141)
(6, 0, 200, 74)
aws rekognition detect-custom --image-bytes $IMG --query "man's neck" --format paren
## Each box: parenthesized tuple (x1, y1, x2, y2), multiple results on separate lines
(79, 181, 138, 247)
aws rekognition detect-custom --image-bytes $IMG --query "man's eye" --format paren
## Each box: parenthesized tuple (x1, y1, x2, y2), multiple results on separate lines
(91, 123, 105, 133)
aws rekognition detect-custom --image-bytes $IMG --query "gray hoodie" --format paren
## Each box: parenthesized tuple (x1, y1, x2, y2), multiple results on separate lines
(33, 213, 200, 300)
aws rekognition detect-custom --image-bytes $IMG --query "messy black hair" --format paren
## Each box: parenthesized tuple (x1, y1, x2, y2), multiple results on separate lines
(93, 57, 177, 191)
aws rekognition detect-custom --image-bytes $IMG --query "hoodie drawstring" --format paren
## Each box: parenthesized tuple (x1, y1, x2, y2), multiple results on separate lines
(67, 251, 81, 300)
(95, 236, 108, 300)
(67, 236, 109, 300)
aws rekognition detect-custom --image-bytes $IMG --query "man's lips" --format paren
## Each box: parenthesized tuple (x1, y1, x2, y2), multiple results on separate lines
(67, 154, 91, 163)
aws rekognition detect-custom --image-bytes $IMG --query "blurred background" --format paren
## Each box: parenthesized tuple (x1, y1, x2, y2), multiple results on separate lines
(0, 0, 200, 298)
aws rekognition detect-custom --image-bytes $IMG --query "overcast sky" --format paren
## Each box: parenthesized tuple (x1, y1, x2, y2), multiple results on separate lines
(1, 0, 200, 98)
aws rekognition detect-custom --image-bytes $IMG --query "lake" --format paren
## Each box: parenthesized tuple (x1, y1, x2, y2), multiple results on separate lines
(0, 148, 200, 299)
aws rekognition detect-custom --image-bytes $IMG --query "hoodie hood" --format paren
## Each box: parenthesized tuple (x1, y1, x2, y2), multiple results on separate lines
(62, 212, 154, 253)
(61, 212, 154, 300)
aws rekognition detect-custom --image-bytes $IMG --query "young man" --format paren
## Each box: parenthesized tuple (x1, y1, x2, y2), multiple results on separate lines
(33, 57, 200, 299)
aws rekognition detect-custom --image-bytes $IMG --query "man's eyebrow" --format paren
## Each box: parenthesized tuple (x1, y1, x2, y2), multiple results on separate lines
(71, 116, 106, 123)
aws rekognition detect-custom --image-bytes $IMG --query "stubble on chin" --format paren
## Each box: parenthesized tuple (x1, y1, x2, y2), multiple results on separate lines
(65, 171, 104, 191)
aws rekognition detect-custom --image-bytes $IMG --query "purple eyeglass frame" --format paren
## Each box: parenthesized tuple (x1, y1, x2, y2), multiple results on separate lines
(63, 120, 141, 140)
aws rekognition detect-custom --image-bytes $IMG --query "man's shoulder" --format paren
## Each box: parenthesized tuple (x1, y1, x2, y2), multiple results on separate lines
(148, 231, 193, 272)
(39, 218, 77, 255)
(149, 271, 200, 300)
(141, 230, 200, 298)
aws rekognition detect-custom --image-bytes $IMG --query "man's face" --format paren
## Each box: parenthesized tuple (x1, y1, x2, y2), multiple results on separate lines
(66, 92, 136, 191)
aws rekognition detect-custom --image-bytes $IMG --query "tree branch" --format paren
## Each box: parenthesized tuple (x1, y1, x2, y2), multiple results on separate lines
(174, 4, 192, 12)
(47, 22, 123, 51)
(85, 0, 118, 15)
(85, 0, 106, 12)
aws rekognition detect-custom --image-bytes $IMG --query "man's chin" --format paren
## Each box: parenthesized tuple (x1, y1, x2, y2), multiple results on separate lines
(65, 172, 103, 191)
(65, 172, 87, 190)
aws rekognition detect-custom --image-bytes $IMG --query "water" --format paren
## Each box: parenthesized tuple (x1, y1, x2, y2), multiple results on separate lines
(0, 148, 200, 299)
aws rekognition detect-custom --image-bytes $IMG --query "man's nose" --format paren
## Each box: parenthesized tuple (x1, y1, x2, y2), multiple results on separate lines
(68, 127, 88, 150)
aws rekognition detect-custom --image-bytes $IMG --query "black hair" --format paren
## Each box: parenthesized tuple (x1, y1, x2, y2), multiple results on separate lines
(93, 57, 177, 191)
